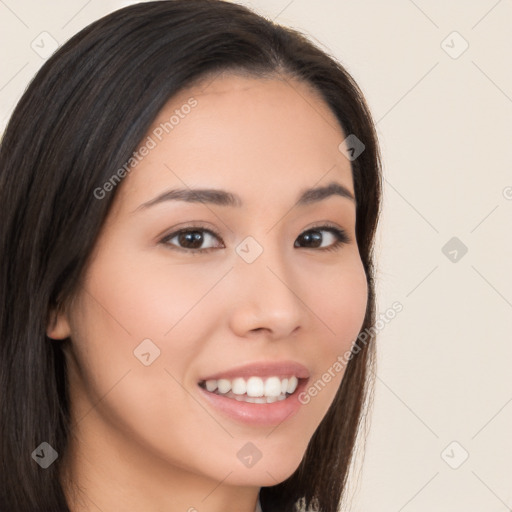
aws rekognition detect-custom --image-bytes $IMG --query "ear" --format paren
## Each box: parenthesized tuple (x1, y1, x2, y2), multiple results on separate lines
(46, 304, 72, 340)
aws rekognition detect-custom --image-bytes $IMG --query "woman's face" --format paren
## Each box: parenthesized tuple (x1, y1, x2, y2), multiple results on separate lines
(51, 73, 368, 489)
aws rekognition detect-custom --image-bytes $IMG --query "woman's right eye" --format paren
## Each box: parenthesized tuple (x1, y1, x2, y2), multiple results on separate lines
(160, 227, 224, 254)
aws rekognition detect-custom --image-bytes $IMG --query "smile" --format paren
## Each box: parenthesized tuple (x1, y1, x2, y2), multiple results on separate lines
(198, 375, 300, 403)
(197, 375, 309, 426)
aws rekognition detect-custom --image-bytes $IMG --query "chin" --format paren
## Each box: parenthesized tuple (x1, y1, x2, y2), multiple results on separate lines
(221, 449, 306, 487)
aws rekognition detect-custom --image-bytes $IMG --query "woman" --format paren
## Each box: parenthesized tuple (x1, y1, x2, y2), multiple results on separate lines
(0, 1, 382, 511)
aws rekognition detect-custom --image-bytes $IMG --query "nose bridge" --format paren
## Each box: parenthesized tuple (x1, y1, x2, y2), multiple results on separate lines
(228, 232, 304, 337)
(236, 232, 291, 290)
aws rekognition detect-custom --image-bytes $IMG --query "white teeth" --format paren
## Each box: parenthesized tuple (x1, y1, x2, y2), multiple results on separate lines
(205, 380, 217, 392)
(201, 375, 301, 399)
(246, 396, 267, 404)
(231, 377, 247, 395)
(246, 376, 264, 397)
(264, 376, 283, 397)
(287, 376, 298, 394)
(217, 379, 231, 394)
(233, 394, 284, 403)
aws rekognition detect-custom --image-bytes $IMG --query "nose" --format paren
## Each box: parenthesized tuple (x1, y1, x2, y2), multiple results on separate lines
(227, 241, 305, 340)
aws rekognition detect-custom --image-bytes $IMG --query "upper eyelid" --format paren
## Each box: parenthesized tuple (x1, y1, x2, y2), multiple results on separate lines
(162, 222, 347, 237)
(161, 225, 222, 240)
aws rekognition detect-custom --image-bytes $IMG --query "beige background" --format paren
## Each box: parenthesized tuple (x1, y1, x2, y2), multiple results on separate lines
(1, 1, 511, 510)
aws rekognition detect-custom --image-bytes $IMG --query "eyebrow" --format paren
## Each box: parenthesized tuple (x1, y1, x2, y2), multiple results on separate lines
(133, 180, 355, 212)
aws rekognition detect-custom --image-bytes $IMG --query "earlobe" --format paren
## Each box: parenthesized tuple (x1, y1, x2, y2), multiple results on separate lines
(46, 306, 72, 340)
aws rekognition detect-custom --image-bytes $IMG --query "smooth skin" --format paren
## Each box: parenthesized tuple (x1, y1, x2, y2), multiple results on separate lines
(47, 72, 368, 512)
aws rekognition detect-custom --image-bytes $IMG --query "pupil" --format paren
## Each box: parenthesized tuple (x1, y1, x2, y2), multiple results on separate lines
(303, 231, 321, 247)
(180, 231, 203, 248)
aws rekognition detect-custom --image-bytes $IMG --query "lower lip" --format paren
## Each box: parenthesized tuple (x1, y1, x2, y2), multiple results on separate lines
(197, 378, 309, 427)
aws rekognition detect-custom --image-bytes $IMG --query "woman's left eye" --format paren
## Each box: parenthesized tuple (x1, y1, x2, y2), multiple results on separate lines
(160, 224, 350, 254)
(294, 226, 350, 252)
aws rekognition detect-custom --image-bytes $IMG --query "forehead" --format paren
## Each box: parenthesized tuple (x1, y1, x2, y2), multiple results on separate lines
(113, 72, 354, 215)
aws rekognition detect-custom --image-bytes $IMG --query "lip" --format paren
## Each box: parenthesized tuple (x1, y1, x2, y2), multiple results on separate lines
(198, 360, 311, 382)
(197, 376, 310, 426)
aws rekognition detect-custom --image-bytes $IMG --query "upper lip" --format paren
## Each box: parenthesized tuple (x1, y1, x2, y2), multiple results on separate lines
(199, 360, 311, 382)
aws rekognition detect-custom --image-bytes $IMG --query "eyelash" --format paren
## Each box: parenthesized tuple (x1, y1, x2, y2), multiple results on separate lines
(160, 222, 351, 255)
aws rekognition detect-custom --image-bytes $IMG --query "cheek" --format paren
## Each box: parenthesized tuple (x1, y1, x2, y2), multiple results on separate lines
(69, 252, 207, 417)
(66, 266, 215, 474)
(297, 253, 368, 410)
(311, 252, 368, 351)
(81, 239, 221, 342)
(69, 244, 222, 410)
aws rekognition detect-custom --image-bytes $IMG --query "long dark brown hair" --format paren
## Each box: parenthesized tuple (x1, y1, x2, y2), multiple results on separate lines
(0, 1, 382, 510)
